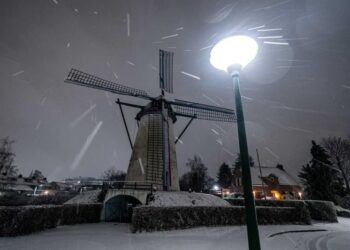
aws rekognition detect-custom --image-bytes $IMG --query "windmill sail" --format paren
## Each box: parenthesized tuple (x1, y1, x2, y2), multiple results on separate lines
(65, 68, 151, 100)
(168, 99, 236, 122)
(159, 50, 174, 93)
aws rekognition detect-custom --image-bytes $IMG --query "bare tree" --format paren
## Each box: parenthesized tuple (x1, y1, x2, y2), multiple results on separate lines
(102, 167, 126, 189)
(323, 136, 350, 193)
(0, 137, 18, 177)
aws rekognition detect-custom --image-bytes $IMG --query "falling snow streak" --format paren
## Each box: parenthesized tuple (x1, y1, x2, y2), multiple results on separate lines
(12, 70, 24, 76)
(202, 94, 220, 106)
(342, 85, 350, 90)
(70, 104, 97, 128)
(223, 148, 235, 157)
(276, 65, 309, 69)
(161, 34, 179, 39)
(176, 27, 184, 31)
(138, 158, 144, 174)
(66, 42, 70, 48)
(277, 37, 308, 41)
(254, 0, 291, 11)
(213, 123, 227, 134)
(211, 129, 219, 135)
(258, 36, 283, 39)
(126, 61, 135, 66)
(199, 45, 213, 51)
(216, 96, 225, 104)
(149, 64, 158, 72)
(216, 138, 223, 145)
(287, 126, 313, 134)
(126, 13, 130, 37)
(93, 11, 98, 15)
(181, 71, 200, 80)
(113, 72, 118, 80)
(272, 105, 330, 116)
(263, 41, 289, 46)
(265, 147, 280, 160)
(247, 25, 265, 31)
(105, 92, 113, 106)
(207, 3, 236, 24)
(241, 95, 253, 101)
(175, 137, 184, 144)
(74, 9, 79, 13)
(40, 96, 47, 106)
(184, 49, 192, 52)
(70, 121, 103, 170)
(52, 0, 58, 4)
(257, 28, 283, 32)
(35, 121, 41, 130)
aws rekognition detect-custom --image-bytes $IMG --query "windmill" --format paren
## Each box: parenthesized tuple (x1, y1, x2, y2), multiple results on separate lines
(65, 50, 236, 191)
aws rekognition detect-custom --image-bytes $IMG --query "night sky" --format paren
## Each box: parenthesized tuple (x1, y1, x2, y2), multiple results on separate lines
(1, 0, 349, 181)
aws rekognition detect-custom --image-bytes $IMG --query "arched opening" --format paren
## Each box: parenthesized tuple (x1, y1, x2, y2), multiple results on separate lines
(104, 195, 142, 222)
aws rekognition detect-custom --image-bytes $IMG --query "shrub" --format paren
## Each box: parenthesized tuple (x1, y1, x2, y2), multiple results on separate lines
(0, 205, 62, 236)
(226, 199, 336, 222)
(0, 203, 103, 236)
(0, 193, 76, 206)
(61, 203, 103, 225)
(304, 200, 337, 222)
(340, 195, 350, 210)
(131, 205, 311, 233)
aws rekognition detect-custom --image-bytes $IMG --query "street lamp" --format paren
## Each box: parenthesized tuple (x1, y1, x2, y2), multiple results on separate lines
(210, 35, 261, 250)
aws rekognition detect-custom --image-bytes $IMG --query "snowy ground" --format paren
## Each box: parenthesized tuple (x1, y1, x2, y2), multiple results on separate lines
(1, 218, 350, 250)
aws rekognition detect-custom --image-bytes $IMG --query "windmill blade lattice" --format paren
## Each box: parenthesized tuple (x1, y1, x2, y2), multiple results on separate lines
(65, 68, 152, 100)
(169, 99, 236, 122)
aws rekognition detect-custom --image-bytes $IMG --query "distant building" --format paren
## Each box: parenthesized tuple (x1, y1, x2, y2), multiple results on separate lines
(232, 165, 302, 200)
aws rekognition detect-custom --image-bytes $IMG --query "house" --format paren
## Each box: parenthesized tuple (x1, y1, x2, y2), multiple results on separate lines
(232, 165, 302, 200)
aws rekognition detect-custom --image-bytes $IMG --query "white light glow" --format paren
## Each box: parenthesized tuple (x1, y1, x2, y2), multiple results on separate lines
(213, 185, 219, 191)
(210, 35, 258, 71)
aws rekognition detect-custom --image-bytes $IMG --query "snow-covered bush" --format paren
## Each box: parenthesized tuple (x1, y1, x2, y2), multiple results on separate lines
(0, 205, 62, 236)
(0, 203, 103, 236)
(305, 200, 337, 222)
(340, 195, 350, 210)
(61, 203, 102, 225)
(226, 199, 336, 222)
(131, 205, 311, 232)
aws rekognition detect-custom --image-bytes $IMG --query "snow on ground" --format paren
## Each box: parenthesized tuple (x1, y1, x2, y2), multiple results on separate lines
(64, 190, 100, 204)
(1, 218, 350, 250)
(148, 191, 231, 207)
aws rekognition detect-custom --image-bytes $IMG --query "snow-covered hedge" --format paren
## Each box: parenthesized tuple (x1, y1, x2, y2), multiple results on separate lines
(131, 205, 311, 232)
(226, 199, 337, 223)
(61, 203, 103, 225)
(0, 203, 103, 236)
(340, 195, 350, 210)
(304, 200, 337, 222)
(0, 205, 62, 236)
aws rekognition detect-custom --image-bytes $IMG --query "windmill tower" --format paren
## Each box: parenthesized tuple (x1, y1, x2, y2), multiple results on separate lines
(65, 50, 236, 191)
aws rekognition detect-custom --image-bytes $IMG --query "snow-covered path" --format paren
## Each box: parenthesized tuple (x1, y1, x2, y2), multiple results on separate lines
(1, 218, 350, 250)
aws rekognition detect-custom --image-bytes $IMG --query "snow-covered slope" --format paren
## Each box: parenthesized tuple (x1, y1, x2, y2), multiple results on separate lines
(64, 190, 101, 204)
(147, 191, 231, 207)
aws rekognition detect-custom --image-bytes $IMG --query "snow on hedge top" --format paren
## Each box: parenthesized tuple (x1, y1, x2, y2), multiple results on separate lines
(147, 191, 231, 207)
(65, 190, 100, 204)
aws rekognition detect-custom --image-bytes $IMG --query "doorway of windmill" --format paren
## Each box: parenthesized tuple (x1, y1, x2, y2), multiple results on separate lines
(104, 195, 142, 222)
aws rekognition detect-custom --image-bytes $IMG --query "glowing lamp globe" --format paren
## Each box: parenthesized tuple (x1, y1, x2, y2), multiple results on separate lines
(210, 35, 258, 71)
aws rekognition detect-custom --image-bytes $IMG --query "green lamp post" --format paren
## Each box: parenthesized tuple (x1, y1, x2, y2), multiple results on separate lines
(210, 35, 261, 250)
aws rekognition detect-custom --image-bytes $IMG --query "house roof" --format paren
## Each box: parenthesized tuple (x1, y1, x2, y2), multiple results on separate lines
(249, 166, 300, 186)
(6, 184, 33, 191)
